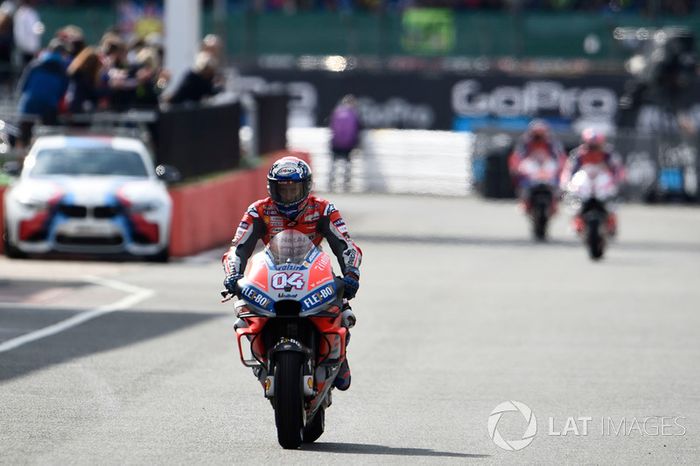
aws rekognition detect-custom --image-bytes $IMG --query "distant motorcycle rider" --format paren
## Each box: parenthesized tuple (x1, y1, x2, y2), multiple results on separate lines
(222, 154, 362, 391)
(508, 119, 566, 207)
(561, 129, 623, 235)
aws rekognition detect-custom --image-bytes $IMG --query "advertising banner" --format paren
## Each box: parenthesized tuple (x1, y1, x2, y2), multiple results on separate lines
(239, 68, 700, 134)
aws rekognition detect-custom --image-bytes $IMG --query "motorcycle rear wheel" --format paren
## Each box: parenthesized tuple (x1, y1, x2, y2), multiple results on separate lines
(302, 406, 325, 443)
(274, 352, 305, 449)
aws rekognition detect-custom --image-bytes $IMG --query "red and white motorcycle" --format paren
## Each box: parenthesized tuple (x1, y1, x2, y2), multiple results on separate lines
(222, 230, 349, 449)
(565, 165, 618, 260)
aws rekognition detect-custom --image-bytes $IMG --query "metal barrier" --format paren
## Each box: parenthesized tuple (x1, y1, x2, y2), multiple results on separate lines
(288, 127, 473, 196)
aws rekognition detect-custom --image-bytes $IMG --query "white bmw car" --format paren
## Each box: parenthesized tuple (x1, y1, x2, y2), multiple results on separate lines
(3, 134, 176, 261)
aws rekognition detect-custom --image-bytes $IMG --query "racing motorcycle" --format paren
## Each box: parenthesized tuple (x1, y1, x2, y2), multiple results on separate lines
(565, 165, 617, 260)
(222, 230, 348, 449)
(517, 152, 560, 241)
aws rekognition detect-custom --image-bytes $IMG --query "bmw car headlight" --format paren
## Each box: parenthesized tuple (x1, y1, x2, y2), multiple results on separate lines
(17, 197, 51, 211)
(128, 201, 161, 213)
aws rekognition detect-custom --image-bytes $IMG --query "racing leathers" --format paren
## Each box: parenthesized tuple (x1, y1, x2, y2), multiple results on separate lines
(561, 145, 623, 235)
(222, 194, 362, 280)
(508, 135, 566, 213)
(222, 194, 362, 391)
(509, 136, 566, 184)
(561, 144, 622, 186)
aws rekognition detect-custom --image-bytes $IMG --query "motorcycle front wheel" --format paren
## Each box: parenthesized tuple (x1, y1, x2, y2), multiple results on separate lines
(302, 406, 325, 443)
(532, 203, 548, 241)
(586, 218, 605, 260)
(274, 352, 305, 449)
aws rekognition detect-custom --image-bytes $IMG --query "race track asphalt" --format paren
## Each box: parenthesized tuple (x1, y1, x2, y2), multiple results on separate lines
(1, 193, 699, 464)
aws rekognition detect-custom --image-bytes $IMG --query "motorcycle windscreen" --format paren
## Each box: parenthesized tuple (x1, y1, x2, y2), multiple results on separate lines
(267, 229, 315, 266)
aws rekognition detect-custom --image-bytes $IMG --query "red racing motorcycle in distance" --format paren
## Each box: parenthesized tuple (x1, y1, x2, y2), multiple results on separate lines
(222, 230, 348, 449)
(516, 150, 561, 241)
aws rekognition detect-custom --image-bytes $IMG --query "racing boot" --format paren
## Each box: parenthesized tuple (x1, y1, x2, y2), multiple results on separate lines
(333, 302, 354, 391)
(333, 358, 351, 391)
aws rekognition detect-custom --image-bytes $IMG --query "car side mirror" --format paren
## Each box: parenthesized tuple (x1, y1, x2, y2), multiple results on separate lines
(155, 164, 181, 184)
(2, 160, 21, 177)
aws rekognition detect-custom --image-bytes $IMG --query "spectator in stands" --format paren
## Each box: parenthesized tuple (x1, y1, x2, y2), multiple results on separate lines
(200, 33, 226, 86)
(56, 25, 86, 60)
(13, 0, 41, 68)
(201, 33, 224, 63)
(100, 32, 129, 70)
(328, 94, 361, 191)
(16, 38, 69, 146)
(144, 31, 164, 65)
(100, 33, 135, 111)
(162, 51, 222, 105)
(126, 35, 146, 65)
(130, 46, 166, 108)
(65, 46, 107, 114)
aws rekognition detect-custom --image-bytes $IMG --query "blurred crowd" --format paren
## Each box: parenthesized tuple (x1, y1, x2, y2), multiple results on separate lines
(0, 1, 226, 146)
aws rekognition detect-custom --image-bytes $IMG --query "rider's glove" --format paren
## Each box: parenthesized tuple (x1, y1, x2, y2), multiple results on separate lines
(342, 269, 360, 300)
(224, 274, 243, 295)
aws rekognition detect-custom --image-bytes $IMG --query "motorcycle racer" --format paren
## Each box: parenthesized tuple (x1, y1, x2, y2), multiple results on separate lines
(508, 119, 567, 207)
(222, 154, 362, 391)
(561, 129, 624, 236)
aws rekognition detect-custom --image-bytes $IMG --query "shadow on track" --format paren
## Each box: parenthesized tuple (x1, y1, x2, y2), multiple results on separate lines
(0, 309, 220, 383)
(305, 442, 490, 458)
(0, 278, 88, 302)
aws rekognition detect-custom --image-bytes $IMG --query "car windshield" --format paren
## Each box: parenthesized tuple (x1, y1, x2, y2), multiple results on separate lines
(27, 147, 149, 178)
(267, 230, 315, 266)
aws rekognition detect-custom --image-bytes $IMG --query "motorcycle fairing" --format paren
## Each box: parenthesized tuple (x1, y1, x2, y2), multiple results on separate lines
(240, 241, 337, 315)
(238, 283, 275, 315)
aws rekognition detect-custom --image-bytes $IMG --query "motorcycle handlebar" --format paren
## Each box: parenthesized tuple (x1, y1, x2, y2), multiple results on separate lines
(221, 276, 348, 303)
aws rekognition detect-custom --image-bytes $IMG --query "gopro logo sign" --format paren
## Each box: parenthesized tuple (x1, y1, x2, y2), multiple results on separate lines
(451, 79, 617, 120)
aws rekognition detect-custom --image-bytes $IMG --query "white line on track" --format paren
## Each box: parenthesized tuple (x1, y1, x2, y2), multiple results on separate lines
(0, 275, 154, 354)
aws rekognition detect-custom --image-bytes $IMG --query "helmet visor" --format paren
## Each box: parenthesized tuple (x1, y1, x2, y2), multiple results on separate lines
(271, 180, 305, 205)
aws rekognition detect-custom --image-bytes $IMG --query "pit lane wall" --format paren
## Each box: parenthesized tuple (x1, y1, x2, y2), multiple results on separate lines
(0, 152, 310, 257)
(167, 151, 310, 258)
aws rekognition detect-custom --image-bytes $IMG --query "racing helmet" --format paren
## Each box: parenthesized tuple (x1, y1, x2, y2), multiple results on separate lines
(581, 128, 606, 151)
(267, 156, 313, 219)
(527, 119, 550, 142)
